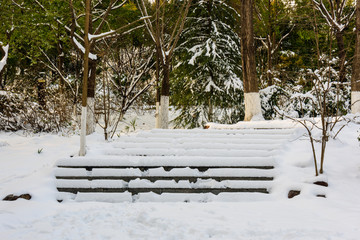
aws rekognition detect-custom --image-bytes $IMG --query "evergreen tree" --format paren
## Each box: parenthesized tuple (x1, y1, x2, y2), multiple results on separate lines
(172, 0, 243, 128)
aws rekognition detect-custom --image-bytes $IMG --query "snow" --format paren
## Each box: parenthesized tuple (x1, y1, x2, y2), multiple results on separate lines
(88, 30, 115, 41)
(1, 115, 360, 239)
(72, 37, 97, 60)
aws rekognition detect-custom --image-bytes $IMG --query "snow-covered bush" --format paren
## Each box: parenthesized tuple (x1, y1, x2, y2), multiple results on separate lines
(0, 91, 74, 132)
(260, 85, 289, 119)
(263, 60, 351, 120)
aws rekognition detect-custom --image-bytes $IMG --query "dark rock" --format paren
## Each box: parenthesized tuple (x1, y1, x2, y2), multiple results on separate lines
(3, 194, 32, 201)
(3, 194, 17, 201)
(316, 194, 326, 198)
(19, 194, 32, 200)
(314, 181, 328, 187)
(288, 190, 301, 199)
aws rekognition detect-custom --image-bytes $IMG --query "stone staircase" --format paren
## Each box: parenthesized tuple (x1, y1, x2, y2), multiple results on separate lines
(55, 128, 294, 202)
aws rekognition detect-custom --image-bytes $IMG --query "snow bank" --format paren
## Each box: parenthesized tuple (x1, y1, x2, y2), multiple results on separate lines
(206, 119, 299, 129)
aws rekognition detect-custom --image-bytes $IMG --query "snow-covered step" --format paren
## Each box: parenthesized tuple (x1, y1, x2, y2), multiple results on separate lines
(55, 127, 294, 202)
(135, 192, 273, 202)
(104, 148, 277, 157)
(71, 192, 272, 203)
(55, 167, 275, 178)
(136, 132, 292, 140)
(56, 156, 276, 168)
(57, 175, 274, 182)
(56, 179, 272, 195)
(112, 142, 282, 150)
(115, 137, 287, 145)
(143, 128, 295, 135)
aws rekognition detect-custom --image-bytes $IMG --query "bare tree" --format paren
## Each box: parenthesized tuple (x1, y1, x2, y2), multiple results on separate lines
(137, 0, 192, 129)
(312, 0, 355, 84)
(98, 44, 156, 140)
(277, 23, 349, 176)
(241, 0, 263, 121)
(255, 0, 294, 87)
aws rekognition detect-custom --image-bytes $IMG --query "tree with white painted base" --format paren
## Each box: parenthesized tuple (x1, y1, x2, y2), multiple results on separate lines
(0, 43, 9, 80)
(240, 0, 263, 121)
(138, 0, 192, 129)
(79, 0, 91, 156)
(352, 0, 360, 114)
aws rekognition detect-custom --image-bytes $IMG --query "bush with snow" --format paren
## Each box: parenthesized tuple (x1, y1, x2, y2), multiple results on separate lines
(0, 91, 74, 132)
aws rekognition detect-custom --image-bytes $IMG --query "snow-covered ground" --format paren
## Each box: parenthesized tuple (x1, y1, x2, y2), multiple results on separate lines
(0, 112, 360, 240)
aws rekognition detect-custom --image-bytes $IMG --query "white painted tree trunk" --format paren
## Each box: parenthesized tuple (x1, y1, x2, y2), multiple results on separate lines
(159, 95, 169, 129)
(351, 91, 360, 114)
(155, 101, 160, 128)
(0, 44, 9, 72)
(244, 92, 263, 121)
(79, 106, 87, 156)
(86, 97, 95, 135)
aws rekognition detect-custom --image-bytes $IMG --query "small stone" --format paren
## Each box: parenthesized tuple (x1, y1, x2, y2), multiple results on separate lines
(288, 190, 301, 199)
(203, 125, 210, 129)
(316, 194, 326, 198)
(314, 181, 328, 187)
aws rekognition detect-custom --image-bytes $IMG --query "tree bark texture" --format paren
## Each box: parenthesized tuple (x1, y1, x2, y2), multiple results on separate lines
(241, 0, 258, 94)
(352, 0, 360, 114)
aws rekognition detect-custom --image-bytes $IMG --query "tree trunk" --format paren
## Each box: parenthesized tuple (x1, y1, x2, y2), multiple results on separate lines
(352, 0, 360, 114)
(160, 56, 170, 129)
(267, 0, 273, 87)
(335, 31, 346, 83)
(241, 0, 263, 121)
(86, 58, 97, 135)
(57, 22, 65, 95)
(154, 0, 161, 128)
(79, 0, 91, 156)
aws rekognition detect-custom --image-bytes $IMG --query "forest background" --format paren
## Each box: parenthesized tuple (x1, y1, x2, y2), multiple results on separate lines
(0, 0, 358, 136)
